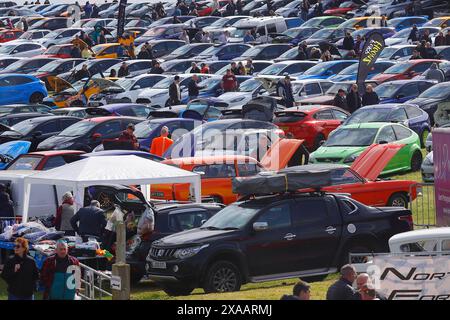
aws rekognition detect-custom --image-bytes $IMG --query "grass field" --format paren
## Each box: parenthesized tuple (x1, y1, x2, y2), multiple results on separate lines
(0, 155, 435, 300)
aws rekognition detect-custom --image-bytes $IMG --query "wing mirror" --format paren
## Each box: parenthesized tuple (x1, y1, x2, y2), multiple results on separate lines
(253, 222, 268, 232)
(92, 133, 102, 140)
(396, 94, 405, 100)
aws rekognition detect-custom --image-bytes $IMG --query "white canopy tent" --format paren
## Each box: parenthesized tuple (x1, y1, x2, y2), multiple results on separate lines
(22, 155, 202, 222)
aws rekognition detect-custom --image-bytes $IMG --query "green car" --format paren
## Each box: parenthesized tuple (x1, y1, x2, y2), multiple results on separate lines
(300, 16, 347, 29)
(309, 123, 423, 175)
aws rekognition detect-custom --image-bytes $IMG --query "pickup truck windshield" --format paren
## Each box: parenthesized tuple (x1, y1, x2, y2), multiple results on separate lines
(202, 204, 260, 230)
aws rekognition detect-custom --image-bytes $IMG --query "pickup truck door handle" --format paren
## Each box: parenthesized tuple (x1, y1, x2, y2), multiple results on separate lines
(325, 226, 336, 234)
(284, 233, 297, 241)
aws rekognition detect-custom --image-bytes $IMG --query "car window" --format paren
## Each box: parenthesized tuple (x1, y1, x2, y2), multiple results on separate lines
(291, 199, 328, 225)
(267, 24, 277, 34)
(135, 77, 160, 89)
(168, 210, 210, 232)
(35, 105, 50, 113)
(237, 163, 261, 177)
(6, 156, 42, 170)
(103, 46, 117, 54)
(330, 168, 362, 185)
(389, 108, 408, 121)
(332, 109, 348, 120)
(37, 120, 59, 133)
(257, 26, 266, 36)
(18, 106, 34, 112)
(205, 107, 222, 119)
(8, 76, 33, 85)
(193, 164, 236, 178)
(418, 81, 433, 92)
(411, 62, 432, 73)
(339, 199, 357, 215)
(393, 124, 412, 140)
(442, 239, 450, 251)
(131, 106, 151, 118)
(60, 118, 79, 129)
(314, 110, 334, 120)
(255, 203, 292, 230)
(377, 125, 397, 143)
(95, 120, 122, 136)
(42, 156, 67, 170)
(400, 240, 438, 252)
(303, 83, 321, 95)
(404, 105, 423, 118)
(398, 83, 418, 97)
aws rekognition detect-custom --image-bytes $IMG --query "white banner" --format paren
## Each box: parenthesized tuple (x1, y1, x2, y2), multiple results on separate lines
(370, 255, 450, 300)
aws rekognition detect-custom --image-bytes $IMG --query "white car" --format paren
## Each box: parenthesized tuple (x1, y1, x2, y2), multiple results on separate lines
(136, 74, 213, 109)
(217, 78, 266, 108)
(35, 28, 85, 48)
(385, 27, 441, 46)
(0, 41, 46, 57)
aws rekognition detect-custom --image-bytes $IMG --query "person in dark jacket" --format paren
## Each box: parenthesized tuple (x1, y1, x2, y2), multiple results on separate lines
(346, 84, 361, 113)
(410, 49, 422, 60)
(137, 46, 151, 59)
(169, 75, 181, 105)
(280, 280, 311, 300)
(420, 30, 431, 44)
(333, 89, 348, 111)
(361, 84, 379, 106)
(297, 41, 308, 60)
(189, 62, 201, 73)
(188, 74, 203, 100)
(91, 3, 99, 18)
(276, 74, 295, 108)
(0, 183, 14, 218)
(1, 238, 39, 300)
(70, 200, 106, 240)
(149, 61, 164, 74)
(343, 32, 354, 51)
(118, 62, 129, 77)
(424, 42, 437, 59)
(435, 32, 446, 47)
(326, 264, 361, 300)
(407, 25, 419, 43)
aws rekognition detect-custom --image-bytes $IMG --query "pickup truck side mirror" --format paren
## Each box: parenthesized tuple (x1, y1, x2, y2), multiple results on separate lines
(92, 133, 102, 140)
(253, 222, 268, 232)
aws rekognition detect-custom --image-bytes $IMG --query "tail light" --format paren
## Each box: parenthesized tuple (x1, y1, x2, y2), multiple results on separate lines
(398, 215, 414, 230)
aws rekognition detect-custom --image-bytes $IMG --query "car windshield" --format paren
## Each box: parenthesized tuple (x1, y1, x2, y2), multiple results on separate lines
(379, 47, 398, 59)
(187, 102, 208, 114)
(10, 120, 35, 135)
(58, 120, 96, 137)
(169, 44, 193, 55)
(199, 77, 221, 91)
(277, 47, 299, 60)
(258, 63, 287, 75)
(346, 109, 390, 124)
(6, 155, 42, 170)
(374, 83, 401, 99)
(325, 83, 350, 95)
(199, 45, 222, 55)
(425, 18, 445, 27)
(302, 17, 326, 28)
(0, 45, 15, 54)
(37, 59, 62, 72)
(303, 63, 331, 75)
(310, 28, 335, 38)
(325, 128, 378, 147)
(115, 78, 135, 91)
(92, 45, 109, 55)
(383, 63, 411, 74)
(238, 79, 260, 92)
(19, 31, 33, 39)
(283, 28, 301, 38)
(134, 120, 163, 139)
(393, 28, 415, 38)
(209, 17, 229, 27)
(241, 46, 263, 58)
(418, 84, 450, 99)
(201, 203, 260, 230)
(231, 28, 252, 38)
(153, 77, 174, 89)
(337, 63, 358, 75)
(42, 30, 59, 39)
(0, 107, 16, 115)
(144, 27, 166, 36)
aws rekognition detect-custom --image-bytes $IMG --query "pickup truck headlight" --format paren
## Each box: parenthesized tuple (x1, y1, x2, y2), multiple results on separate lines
(173, 244, 209, 259)
(343, 154, 358, 164)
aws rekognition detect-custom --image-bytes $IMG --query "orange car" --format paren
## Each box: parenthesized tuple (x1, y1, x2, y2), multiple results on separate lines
(151, 139, 306, 204)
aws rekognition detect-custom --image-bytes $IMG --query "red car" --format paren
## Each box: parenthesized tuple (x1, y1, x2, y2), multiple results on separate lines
(198, 0, 228, 16)
(324, 1, 359, 16)
(372, 59, 445, 84)
(39, 44, 76, 59)
(282, 143, 418, 208)
(274, 105, 350, 151)
(0, 29, 23, 43)
(6, 150, 85, 171)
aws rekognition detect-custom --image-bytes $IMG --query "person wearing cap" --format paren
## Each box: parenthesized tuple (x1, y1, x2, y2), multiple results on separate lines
(118, 123, 139, 149)
(54, 192, 75, 235)
(276, 73, 295, 108)
(150, 126, 174, 157)
(280, 280, 311, 300)
(70, 200, 107, 241)
(333, 88, 348, 111)
(0, 183, 14, 218)
(169, 75, 182, 105)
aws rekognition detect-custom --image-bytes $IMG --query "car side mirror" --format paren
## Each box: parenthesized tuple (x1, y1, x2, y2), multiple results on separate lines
(253, 222, 268, 232)
(319, 140, 326, 146)
(396, 94, 405, 99)
(200, 219, 207, 225)
(378, 140, 388, 144)
(92, 133, 102, 140)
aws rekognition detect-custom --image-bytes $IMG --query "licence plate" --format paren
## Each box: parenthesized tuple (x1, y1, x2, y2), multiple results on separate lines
(151, 261, 167, 269)
(151, 191, 164, 197)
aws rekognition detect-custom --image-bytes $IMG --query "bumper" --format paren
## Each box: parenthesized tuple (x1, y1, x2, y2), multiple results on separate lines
(145, 256, 204, 287)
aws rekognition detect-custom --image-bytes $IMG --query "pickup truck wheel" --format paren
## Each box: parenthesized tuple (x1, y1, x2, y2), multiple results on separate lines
(162, 284, 194, 296)
(387, 193, 408, 208)
(203, 260, 242, 293)
(410, 151, 422, 172)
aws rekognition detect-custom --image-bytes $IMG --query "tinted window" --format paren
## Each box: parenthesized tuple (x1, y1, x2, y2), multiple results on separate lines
(255, 203, 292, 230)
(131, 106, 151, 118)
(315, 110, 334, 120)
(304, 83, 321, 95)
(419, 81, 433, 92)
(168, 209, 210, 231)
(398, 83, 418, 97)
(37, 120, 59, 133)
(95, 121, 122, 136)
(291, 199, 327, 225)
(7, 156, 42, 170)
(411, 62, 432, 73)
(35, 105, 50, 113)
(333, 109, 348, 120)
(267, 24, 277, 34)
(193, 164, 236, 178)
(404, 105, 423, 118)
(237, 163, 260, 177)
(330, 168, 361, 185)
(377, 125, 397, 143)
(42, 156, 67, 170)
(8, 76, 33, 85)
(393, 125, 412, 140)
(60, 118, 79, 129)
(389, 108, 408, 121)
(18, 106, 34, 112)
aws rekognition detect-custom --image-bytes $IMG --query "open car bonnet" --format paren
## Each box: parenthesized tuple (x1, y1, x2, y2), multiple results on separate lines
(46, 75, 74, 93)
(260, 138, 305, 172)
(242, 96, 282, 122)
(256, 75, 284, 94)
(87, 78, 123, 92)
(350, 143, 405, 181)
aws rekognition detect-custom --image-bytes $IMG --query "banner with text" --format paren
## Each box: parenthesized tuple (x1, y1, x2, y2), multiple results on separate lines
(117, 0, 128, 41)
(356, 32, 385, 93)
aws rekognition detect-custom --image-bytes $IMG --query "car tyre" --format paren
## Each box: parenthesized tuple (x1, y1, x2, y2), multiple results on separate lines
(203, 260, 242, 293)
(29, 92, 44, 104)
(410, 151, 423, 172)
(387, 192, 408, 208)
(162, 284, 194, 296)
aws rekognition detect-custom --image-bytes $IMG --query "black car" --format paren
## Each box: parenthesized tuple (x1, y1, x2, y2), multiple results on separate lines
(239, 44, 293, 61)
(0, 116, 81, 151)
(36, 116, 143, 152)
(146, 185, 412, 295)
(0, 57, 21, 72)
(58, 59, 122, 82)
(0, 104, 52, 115)
(0, 58, 57, 75)
(0, 112, 52, 131)
(30, 17, 69, 30)
(162, 43, 215, 60)
(407, 82, 450, 125)
(143, 40, 187, 58)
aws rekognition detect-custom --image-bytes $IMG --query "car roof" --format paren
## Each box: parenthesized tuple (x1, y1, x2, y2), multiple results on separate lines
(164, 155, 258, 166)
(26, 150, 85, 156)
(0, 112, 48, 118)
(389, 228, 450, 244)
(81, 116, 137, 123)
(380, 79, 435, 85)
(21, 115, 78, 123)
(341, 122, 391, 129)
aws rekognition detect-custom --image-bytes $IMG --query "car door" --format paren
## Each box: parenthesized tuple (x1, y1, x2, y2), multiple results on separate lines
(289, 196, 342, 270)
(396, 83, 418, 102)
(192, 163, 236, 204)
(374, 125, 400, 172)
(0, 76, 23, 104)
(246, 201, 298, 276)
(314, 109, 340, 138)
(392, 124, 416, 168)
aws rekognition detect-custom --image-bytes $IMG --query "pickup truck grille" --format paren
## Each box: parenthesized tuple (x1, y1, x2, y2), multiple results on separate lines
(148, 247, 176, 260)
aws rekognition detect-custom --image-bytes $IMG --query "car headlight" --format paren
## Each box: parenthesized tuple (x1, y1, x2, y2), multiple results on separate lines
(343, 154, 358, 164)
(173, 244, 209, 259)
(230, 97, 245, 103)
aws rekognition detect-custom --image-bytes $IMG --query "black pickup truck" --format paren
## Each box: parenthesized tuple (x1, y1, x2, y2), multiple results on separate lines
(145, 192, 413, 296)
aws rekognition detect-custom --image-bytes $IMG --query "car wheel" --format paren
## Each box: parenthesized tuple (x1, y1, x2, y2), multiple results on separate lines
(203, 260, 242, 293)
(387, 192, 408, 208)
(29, 92, 44, 104)
(162, 284, 194, 296)
(339, 244, 372, 268)
(313, 133, 325, 150)
(420, 129, 429, 148)
(410, 151, 423, 172)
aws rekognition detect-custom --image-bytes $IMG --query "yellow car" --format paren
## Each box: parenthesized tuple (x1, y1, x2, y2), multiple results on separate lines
(424, 17, 450, 28)
(92, 43, 123, 59)
(338, 16, 384, 30)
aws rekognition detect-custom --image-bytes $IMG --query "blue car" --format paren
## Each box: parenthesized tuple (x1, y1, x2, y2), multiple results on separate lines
(343, 103, 431, 146)
(0, 141, 31, 170)
(194, 44, 252, 61)
(374, 80, 436, 104)
(296, 60, 357, 80)
(329, 61, 395, 82)
(181, 76, 251, 103)
(387, 16, 428, 31)
(133, 118, 200, 151)
(0, 74, 48, 105)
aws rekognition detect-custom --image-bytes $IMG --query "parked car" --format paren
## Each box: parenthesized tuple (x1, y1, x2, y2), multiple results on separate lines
(0, 74, 48, 104)
(384, 27, 440, 46)
(36, 28, 83, 48)
(0, 57, 56, 75)
(0, 41, 46, 57)
(15, 29, 50, 41)
(387, 16, 429, 31)
(374, 80, 435, 104)
(194, 44, 252, 61)
(58, 58, 121, 82)
(344, 103, 431, 147)
(0, 116, 80, 151)
(0, 113, 51, 130)
(301, 16, 346, 28)
(0, 104, 51, 115)
(84, 104, 153, 118)
(0, 57, 21, 71)
(162, 43, 214, 61)
(50, 107, 87, 118)
(274, 105, 350, 150)
(0, 141, 31, 170)
(309, 122, 423, 174)
(371, 59, 445, 83)
(239, 44, 293, 61)
(377, 45, 416, 61)
(0, 29, 23, 43)
(258, 61, 317, 77)
(329, 61, 395, 82)
(36, 116, 143, 152)
(29, 17, 70, 31)
(33, 58, 85, 83)
(5, 150, 85, 170)
(146, 184, 412, 295)
(271, 27, 320, 46)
